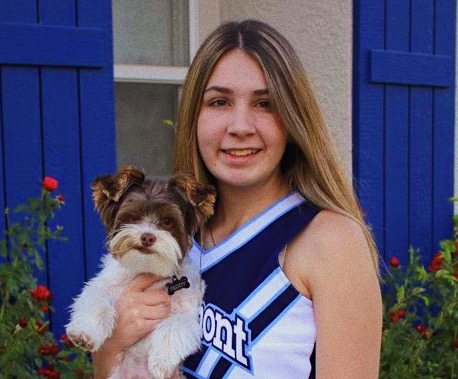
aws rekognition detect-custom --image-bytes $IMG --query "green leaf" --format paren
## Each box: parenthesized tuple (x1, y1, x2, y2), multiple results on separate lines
(396, 285, 406, 303)
(417, 294, 430, 306)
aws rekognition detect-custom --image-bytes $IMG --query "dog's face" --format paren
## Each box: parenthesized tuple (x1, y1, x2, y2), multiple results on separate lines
(91, 166, 216, 277)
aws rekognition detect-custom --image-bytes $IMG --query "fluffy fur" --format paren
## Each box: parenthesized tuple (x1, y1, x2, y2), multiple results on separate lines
(66, 166, 216, 379)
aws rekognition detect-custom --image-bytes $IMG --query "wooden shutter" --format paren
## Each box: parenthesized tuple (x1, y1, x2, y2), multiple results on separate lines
(353, 0, 456, 265)
(0, 0, 116, 337)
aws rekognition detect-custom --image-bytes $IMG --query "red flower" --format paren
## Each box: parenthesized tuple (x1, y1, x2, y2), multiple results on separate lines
(18, 317, 28, 328)
(74, 369, 85, 377)
(55, 194, 65, 205)
(428, 252, 444, 272)
(31, 285, 52, 302)
(41, 304, 50, 312)
(389, 257, 400, 268)
(415, 324, 429, 339)
(453, 339, 458, 349)
(39, 341, 59, 356)
(390, 309, 406, 323)
(48, 369, 60, 379)
(42, 176, 59, 192)
(37, 366, 60, 379)
(35, 320, 48, 335)
(60, 333, 75, 348)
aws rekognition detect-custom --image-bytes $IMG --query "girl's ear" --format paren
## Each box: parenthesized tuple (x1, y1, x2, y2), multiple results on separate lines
(91, 165, 145, 229)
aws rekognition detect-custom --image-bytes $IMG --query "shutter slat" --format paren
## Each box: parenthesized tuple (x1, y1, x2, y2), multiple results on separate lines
(384, 0, 410, 264)
(353, 0, 386, 255)
(433, 0, 456, 250)
(78, 0, 116, 280)
(40, 0, 87, 340)
(0, 1, 47, 285)
(409, 0, 434, 261)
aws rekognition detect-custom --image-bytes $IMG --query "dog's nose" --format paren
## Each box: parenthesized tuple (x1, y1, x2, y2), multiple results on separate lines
(141, 233, 156, 247)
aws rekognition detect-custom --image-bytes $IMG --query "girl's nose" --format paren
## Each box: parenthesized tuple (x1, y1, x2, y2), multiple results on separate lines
(227, 106, 256, 136)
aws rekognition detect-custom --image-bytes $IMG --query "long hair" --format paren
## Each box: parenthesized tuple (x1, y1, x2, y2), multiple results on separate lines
(173, 19, 379, 274)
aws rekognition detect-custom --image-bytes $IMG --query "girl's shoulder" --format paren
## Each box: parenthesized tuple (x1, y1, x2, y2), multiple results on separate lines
(301, 209, 367, 249)
(283, 209, 377, 298)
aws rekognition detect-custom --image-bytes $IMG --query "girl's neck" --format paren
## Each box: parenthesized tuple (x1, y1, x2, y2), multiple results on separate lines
(206, 178, 290, 245)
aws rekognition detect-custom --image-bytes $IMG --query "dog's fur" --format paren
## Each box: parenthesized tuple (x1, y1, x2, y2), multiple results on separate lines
(66, 166, 216, 379)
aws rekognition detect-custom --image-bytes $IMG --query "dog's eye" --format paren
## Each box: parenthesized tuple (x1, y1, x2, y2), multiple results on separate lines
(160, 218, 173, 227)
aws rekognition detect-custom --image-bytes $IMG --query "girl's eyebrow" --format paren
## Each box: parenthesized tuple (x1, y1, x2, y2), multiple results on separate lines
(204, 85, 232, 94)
(253, 88, 269, 96)
(203, 86, 269, 96)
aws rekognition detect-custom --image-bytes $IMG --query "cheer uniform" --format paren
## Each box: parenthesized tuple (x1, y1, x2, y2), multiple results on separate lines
(182, 192, 320, 379)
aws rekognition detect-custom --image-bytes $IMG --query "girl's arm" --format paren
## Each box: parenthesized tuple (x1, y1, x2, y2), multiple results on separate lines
(284, 210, 382, 379)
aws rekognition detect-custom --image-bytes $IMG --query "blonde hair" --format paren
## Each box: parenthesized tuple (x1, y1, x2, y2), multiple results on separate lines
(173, 20, 379, 274)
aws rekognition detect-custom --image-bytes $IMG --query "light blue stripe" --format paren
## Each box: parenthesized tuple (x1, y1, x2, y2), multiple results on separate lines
(235, 268, 289, 322)
(194, 347, 220, 378)
(198, 193, 306, 272)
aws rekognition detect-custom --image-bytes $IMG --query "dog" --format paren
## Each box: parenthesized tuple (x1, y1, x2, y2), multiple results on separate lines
(66, 166, 216, 379)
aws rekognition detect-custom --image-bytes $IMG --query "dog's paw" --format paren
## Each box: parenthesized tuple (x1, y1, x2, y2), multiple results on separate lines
(67, 332, 95, 352)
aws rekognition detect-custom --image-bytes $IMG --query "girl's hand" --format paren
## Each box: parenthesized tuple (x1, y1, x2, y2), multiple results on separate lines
(110, 273, 171, 351)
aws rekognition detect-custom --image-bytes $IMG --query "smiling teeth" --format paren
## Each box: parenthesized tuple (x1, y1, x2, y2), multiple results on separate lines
(226, 149, 259, 156)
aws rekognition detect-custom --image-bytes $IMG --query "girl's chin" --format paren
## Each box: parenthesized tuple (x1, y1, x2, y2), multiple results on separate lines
(212, 171, 282, 191)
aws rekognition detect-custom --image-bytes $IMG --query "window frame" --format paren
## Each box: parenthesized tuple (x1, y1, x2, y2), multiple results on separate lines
(113, 0, 199, 85)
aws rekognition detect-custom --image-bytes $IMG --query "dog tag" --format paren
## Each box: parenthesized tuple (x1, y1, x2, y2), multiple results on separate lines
(166, 275, 190, 295)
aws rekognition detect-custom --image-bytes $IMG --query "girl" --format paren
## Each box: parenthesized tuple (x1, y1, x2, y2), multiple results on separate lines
(94, 20, 382, 379)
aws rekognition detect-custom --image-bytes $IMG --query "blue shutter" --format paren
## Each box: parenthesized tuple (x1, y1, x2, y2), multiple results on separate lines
(0, 0, 116, 337)
(353, 0, 456, 266)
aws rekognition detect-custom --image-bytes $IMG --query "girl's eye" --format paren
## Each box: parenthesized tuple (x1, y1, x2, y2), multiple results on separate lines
(257, 100, 271, 109)
(209, 99, 228, 107)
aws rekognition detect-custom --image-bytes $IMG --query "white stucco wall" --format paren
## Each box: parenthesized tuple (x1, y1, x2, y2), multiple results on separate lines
(197, 0, 353, 174)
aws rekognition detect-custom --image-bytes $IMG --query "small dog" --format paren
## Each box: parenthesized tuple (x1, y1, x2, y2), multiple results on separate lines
(66, 166, 216, 379)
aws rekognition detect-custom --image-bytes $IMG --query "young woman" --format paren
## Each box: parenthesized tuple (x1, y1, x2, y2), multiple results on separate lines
(93, 20, 382, 379)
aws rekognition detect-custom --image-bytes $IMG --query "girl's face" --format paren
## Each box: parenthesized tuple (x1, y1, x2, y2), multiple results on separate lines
(197, 49, 289, 192)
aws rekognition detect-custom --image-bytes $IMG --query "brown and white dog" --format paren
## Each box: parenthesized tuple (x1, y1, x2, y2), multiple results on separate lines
(66, 166, 216, 379)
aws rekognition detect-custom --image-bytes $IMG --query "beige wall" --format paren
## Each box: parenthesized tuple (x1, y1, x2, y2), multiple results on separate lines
(197, 0, 353, 174)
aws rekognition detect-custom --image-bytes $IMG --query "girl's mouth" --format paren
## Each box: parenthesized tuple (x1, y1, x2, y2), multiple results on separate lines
(223, 149, 260, 157)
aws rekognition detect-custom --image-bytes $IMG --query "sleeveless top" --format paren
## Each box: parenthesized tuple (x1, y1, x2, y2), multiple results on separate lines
(182, 192, 320, 379)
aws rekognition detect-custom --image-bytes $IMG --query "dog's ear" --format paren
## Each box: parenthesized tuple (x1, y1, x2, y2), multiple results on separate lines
(169, 172, 216, 234)
(92, 166, 145, 228)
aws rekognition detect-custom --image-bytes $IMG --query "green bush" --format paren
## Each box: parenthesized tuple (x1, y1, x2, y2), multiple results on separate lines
(380, 217, 458, 378)
(0, 177, 92, 379)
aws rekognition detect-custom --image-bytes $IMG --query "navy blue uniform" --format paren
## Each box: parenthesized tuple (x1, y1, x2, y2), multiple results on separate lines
(183, 193, 320, 378)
